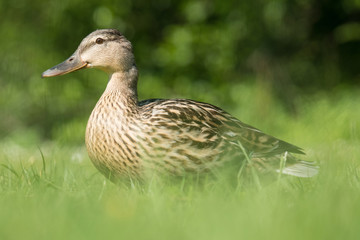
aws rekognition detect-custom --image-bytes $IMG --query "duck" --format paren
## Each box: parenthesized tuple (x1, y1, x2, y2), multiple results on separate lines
(42, 29, 318, 182)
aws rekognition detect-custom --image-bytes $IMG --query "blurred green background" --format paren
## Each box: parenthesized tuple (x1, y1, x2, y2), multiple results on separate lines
(1, 1, 360, 240)
(1, 0, 359, 146)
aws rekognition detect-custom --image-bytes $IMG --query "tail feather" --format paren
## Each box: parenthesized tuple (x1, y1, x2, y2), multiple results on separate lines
(250, 153, 319, 178)
(278, 160, 319, 178)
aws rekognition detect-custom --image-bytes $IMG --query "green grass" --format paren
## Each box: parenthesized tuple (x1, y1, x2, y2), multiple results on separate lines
(1, 87, 360, 240)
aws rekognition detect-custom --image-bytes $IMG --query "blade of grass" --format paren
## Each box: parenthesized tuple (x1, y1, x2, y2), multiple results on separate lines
(277, 151, 288, 184)
(1, 163, 20, 178)
(237, 141, 262, 190)
(37, 146, 46, 177)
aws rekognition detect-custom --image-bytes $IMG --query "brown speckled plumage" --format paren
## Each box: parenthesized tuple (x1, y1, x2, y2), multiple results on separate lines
(42, 29, 318, 181)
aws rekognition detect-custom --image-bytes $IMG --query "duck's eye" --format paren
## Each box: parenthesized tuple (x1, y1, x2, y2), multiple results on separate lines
(96, 38, 104, 44)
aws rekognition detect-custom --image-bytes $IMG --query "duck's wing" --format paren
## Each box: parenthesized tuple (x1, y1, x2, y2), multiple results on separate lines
(139, 99, 304, 158)
(138, 99, 319, 177)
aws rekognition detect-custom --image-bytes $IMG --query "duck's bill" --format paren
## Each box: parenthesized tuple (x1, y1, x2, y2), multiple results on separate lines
(42, 53, 88, 78)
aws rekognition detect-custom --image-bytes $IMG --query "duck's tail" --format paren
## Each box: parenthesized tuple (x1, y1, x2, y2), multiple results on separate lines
(277, 159, 319, 178)
(251, 153, 319, 178)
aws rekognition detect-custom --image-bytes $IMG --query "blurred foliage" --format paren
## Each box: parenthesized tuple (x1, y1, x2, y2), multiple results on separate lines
(0, 0, 359, 143)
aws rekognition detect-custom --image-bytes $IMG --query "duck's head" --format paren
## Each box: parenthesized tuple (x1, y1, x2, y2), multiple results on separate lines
(42, 29, 135, 77)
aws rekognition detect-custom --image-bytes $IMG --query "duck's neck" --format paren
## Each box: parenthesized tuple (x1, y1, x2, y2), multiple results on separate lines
(104, 66, 139, 105)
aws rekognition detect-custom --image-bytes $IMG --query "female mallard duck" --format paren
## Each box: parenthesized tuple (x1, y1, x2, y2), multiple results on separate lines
(42, 29, 318, 181)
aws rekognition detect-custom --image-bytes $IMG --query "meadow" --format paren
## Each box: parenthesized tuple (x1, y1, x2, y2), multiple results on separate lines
(1, 1, 359, 239)
(1, 84, 359, 240)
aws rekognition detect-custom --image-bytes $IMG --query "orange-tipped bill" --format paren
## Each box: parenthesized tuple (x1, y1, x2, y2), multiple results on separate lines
(42, 53, 87, 78)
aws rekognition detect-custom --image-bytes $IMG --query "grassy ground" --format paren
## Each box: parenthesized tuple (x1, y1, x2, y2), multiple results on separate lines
(0, 87, 359, 240)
